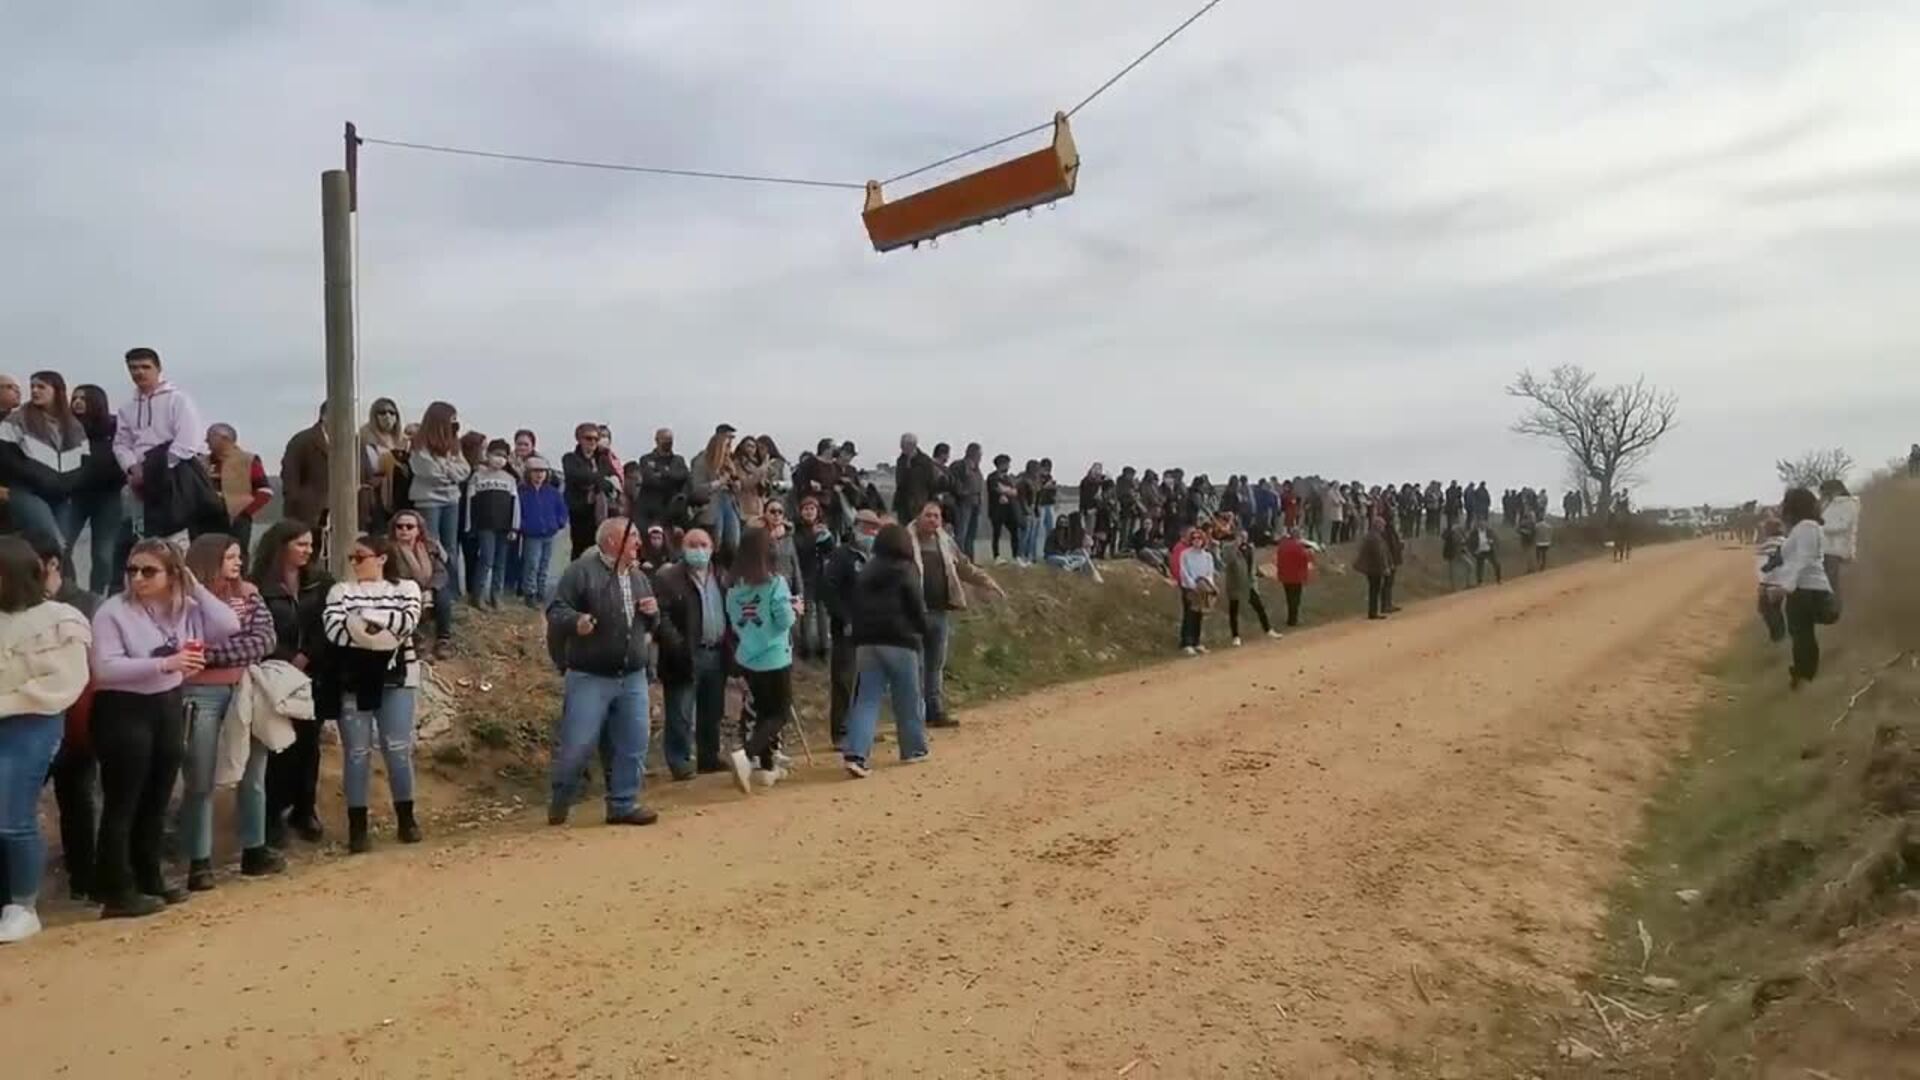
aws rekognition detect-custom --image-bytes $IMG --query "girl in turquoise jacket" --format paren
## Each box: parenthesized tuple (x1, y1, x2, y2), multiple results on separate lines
(724, 528, 798, 794)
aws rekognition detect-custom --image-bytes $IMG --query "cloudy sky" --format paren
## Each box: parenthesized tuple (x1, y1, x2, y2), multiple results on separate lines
(6, 1, 1917, 504)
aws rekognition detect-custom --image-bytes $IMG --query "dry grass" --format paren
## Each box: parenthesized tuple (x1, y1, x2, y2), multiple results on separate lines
(1521, 474, 1920, 1077)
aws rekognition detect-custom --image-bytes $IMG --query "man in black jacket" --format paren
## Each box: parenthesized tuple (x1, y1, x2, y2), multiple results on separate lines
(632, 427, 691, 532)
(545, 517, 661, 826)
(892, 433, 938, 525)
(821, 510, 883, 742)
(651, 528, 730, 779)
(950, 443, 986, 559)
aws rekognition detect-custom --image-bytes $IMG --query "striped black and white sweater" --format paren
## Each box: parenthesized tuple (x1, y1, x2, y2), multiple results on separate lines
(322, 579, 423, 694)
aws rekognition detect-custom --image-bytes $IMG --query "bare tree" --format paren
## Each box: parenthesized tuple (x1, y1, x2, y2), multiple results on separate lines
(1507, 365, 1677, 512)
(1774, 447, 1854, 490)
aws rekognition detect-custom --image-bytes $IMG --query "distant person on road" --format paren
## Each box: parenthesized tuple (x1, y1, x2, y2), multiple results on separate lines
(839, 522, 931, 778)
(1380, 513, 1405, 614)
(1273, 527, 1316, 628)
(1765, 487, 1835, 690)
(1753, 515, 1787, 644)
(546, 518, 661, 827)
(1442, 520, 1472, 591)
(1176, 526, 1218, 655)
(1531, 515, 1553, 572)
(1469, 521, 1502, 585)
(1910, 443, 1920, 478)
(1817, 479, 1859, 605)
(1355, 517, 1390, 620)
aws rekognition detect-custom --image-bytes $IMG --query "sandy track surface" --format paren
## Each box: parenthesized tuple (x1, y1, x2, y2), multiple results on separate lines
(0, 542, 1746, 1079)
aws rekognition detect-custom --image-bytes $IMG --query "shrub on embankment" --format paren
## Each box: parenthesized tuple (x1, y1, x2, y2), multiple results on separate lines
(1545, 475, 1920, 1076)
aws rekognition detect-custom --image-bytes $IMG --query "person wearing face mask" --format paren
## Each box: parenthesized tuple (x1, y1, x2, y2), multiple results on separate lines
(651, 528, 731, 780)
(633, 428, 691, 533)
(821, 510, 882, 743)
(466, 439, 521, 610)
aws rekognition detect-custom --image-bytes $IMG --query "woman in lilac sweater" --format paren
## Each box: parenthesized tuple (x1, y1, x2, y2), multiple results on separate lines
(88, 539, 241, 919)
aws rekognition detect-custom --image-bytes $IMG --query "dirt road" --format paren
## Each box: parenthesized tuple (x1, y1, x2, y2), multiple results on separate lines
(1, 542, 1747, 1078)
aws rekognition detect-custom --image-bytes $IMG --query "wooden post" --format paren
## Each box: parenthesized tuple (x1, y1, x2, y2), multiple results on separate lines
(321, 169, 358, 578)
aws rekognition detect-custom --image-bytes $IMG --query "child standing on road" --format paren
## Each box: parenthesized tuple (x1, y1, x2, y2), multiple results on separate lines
(725, 528, 798, 794)
(516, 458, 567, 606)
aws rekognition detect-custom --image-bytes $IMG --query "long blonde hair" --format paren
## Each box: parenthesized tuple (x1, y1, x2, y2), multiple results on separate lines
(127, 538, 192, 617)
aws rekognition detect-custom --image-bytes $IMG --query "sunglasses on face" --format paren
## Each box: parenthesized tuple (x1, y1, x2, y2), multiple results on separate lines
(126, 564, 166, 580)
(393, 524, 419, 532)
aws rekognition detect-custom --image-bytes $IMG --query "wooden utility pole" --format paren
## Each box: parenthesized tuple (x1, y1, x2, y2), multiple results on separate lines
(321, 168, 358, 577)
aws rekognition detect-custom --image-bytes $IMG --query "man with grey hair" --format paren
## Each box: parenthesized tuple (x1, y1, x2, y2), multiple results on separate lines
(206, 422, 271, 557)
(545, 516, 662, 827)
(892, 432, 938, 525)
(0, 374, 20, 419)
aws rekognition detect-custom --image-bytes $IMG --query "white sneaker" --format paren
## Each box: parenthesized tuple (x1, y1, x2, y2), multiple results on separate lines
(1267, 630, 1284, 640)
(772, 750, 794, 771)
(751, 768, 781, 789)
(0, 903, 42, 944)
(1232, 637, 1243, 647)
(1196, 645, 1210, 655)
(843, 758, 872, 779)
(727, 749, 754, 795)
(1182, 646, 1199, 658)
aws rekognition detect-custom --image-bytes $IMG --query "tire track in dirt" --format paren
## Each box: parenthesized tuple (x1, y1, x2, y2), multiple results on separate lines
(0, 542, 1747, 1078)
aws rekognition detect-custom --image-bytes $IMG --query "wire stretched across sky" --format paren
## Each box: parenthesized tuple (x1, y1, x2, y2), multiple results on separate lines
(358, 0, 1230, 192)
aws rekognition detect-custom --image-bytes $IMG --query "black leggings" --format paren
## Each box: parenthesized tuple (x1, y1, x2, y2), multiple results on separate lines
(1282, 583, 1303, 626)
(989, 507, 1019, 560)
(742, 667, 793, 770)
(266, 717, 322, 829)
(1366, 574, 1385, 617)
(1227, 589, 1272, 637)
(91, 689, 187, 901)
(1785, 590, 1825, 682)
(49, 743, 97, 898)
(1179, 595, 1205, 648)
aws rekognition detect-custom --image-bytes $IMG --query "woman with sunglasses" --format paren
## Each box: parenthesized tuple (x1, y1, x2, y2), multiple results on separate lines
(406, 402, 470, 599)
(358, 398, 407, 531)
(88, 540, 241, 918)
(386, 510, 452, 659)
(252, 519, 331, 846)
(0, 535, 94, 943)
(176, 534, 283, 890)
(322, 535, 424, 853)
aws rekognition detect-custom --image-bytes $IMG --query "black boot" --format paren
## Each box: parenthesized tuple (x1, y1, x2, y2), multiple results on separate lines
(187, 859, 217, 892)
(240, 846, 287, 876)
(348, 807, 371, 854)
(395, 801, 423, 844)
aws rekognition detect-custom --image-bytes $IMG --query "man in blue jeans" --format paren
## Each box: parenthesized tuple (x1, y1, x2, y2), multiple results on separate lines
(651, 528, 731, 780)
(909, 501, 1005, 728)
(545, 517, 661, 827)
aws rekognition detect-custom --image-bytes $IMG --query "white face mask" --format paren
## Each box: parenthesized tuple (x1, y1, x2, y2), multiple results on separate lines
(487, 454, 509, 469)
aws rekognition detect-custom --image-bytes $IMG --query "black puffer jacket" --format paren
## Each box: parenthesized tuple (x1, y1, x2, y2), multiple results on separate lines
(545, 552, 660, 676)
(849, 551, 930, 649)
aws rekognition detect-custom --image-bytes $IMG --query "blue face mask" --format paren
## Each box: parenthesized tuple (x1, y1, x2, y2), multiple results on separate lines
(855, 533, 876, 552)
(683, 548, 712, 569)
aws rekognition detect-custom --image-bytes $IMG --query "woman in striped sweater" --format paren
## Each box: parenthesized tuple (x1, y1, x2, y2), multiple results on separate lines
(176, 534, 284, 891)
(322, 535, 424, 854)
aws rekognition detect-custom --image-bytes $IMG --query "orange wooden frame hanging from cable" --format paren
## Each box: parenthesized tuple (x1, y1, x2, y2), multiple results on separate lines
(863, 113, 1079, 252)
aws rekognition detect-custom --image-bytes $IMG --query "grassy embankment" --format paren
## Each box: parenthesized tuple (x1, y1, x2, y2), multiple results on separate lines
(1519, 478, 1920, 1077)
(435, 521, 1632, 776)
